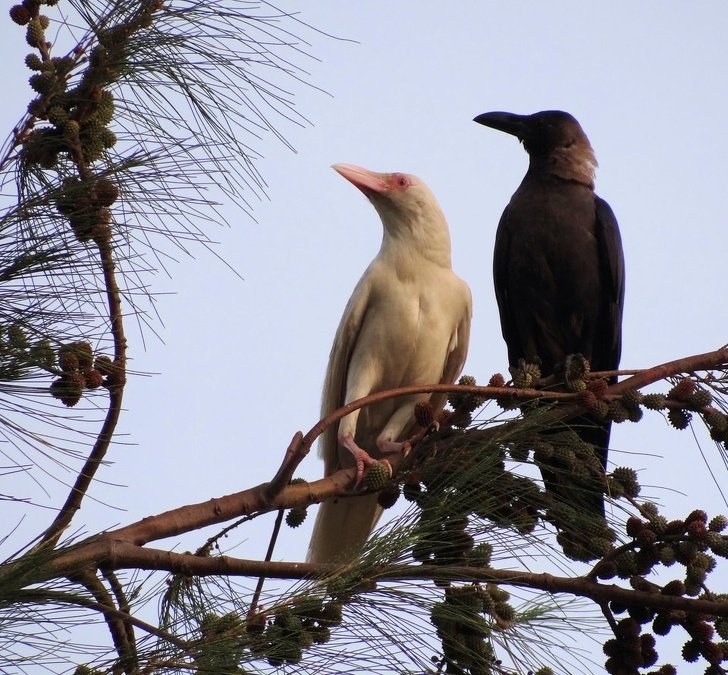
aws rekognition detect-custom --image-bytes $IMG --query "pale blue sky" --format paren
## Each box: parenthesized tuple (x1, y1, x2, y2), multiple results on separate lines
(1, 3, 727, 673)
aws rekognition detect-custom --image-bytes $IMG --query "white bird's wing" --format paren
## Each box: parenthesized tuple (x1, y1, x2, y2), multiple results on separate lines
(318, 271, 372, 475)
(429, 279, 473, 415)
(309, 270, 386, 565)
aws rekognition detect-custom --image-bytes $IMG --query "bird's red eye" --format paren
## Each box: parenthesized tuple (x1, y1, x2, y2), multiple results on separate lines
(391, 173, 410, 191)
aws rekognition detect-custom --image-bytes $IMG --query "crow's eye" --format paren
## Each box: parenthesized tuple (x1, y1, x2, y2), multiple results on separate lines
(392, 173, 409, 190)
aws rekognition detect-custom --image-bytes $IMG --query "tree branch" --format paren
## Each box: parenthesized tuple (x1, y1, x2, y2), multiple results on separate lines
(265, 431, 304, 498)
(33, 346, 728, 553)
(610, 345, 728, 394)
(35, 540, 728, 618)
(74, 569, 138, 674)
(3, 345, 724, 663)
(40, 237, 128, 547)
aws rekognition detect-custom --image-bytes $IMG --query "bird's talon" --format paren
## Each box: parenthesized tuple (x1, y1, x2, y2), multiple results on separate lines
(353, 448, 382, 487)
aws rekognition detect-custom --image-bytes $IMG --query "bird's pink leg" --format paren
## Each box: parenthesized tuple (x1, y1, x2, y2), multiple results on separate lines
(377, 439, 412, 457)
(339, 433, 392, 487)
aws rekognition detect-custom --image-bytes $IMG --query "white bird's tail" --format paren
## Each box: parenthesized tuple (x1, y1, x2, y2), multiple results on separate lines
(306, 493, 382, 564)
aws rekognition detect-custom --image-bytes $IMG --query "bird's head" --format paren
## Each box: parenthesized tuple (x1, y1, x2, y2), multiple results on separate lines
(332, 163, 451, 263)
(333, 164, 450, 266)
(473, 110, 597, 186)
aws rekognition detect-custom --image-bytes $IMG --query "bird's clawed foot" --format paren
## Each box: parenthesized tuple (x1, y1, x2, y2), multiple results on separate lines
(339, 434, 393, 487)
(564, 353, 591, 392)
(510, 357, 542, 388)
(377, 438, 412, 457)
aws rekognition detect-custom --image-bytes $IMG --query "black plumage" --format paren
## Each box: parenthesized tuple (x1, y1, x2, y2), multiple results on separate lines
(475, 110, 625, 517)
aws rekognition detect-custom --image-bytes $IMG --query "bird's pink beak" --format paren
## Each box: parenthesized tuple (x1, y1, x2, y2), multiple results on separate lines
(332, 164, 388, 196)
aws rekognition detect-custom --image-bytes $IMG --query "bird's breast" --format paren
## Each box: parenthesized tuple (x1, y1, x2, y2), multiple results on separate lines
(505, 182, 600, 284)
(494, 179, 610, 369)
(350, 270, 463, 390)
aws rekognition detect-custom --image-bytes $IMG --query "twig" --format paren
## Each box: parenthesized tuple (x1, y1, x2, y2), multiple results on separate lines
(196, 514, 259, 556)
(249, 507, 286, 618)
(74, 569, 138, 674)
(610, 346, 728, 395)
(251, 431, 310, 612)
(599, 601, 619, 632)
(265, 430, 304, 498)
(299, 383, 559, 453)
(40, 236, 127, 547)
(102, 568, 136, 653)
(13, 587, 189, 650)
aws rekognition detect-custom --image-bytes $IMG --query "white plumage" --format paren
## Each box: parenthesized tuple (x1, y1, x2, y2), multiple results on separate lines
(307, 164, 472, 564)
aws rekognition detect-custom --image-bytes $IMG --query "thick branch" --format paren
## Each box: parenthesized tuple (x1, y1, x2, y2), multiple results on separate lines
(106, 470, 349, 546)
(384, 564, 728, 618)
(35, 541, 728, 618)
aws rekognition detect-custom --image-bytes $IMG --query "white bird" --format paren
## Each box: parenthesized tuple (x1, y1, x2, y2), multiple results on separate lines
(307, 164, 472, 564)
